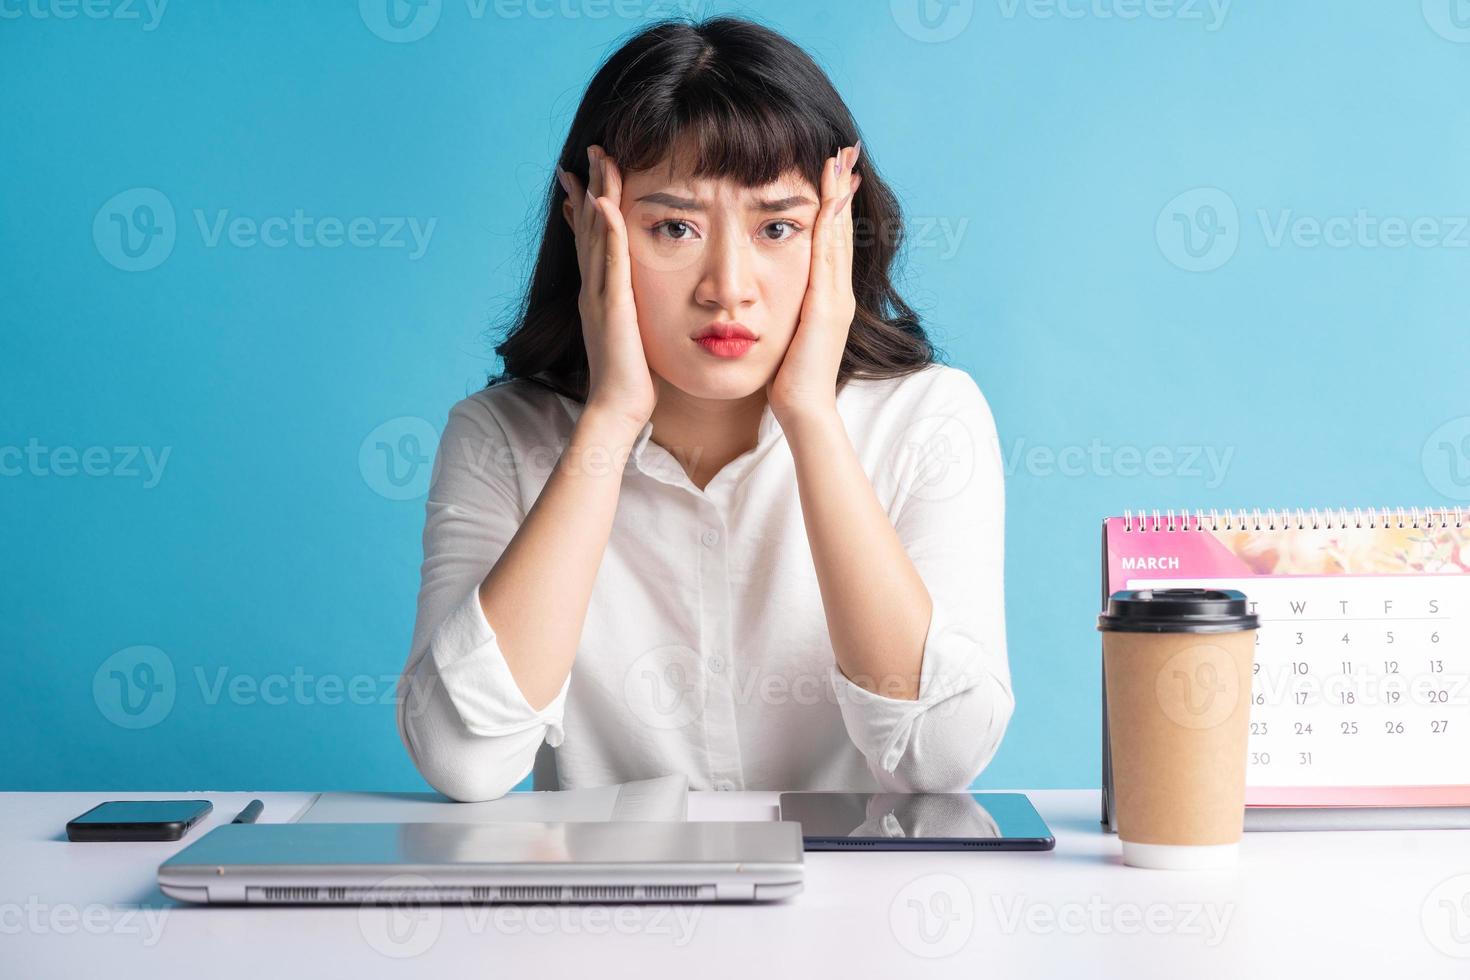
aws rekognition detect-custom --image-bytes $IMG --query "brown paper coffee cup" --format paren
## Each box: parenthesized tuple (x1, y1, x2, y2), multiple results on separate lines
(1099, 588, 1258, 870)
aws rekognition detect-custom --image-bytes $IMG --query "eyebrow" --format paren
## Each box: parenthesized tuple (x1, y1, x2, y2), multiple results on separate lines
(634, 191, 817, 213)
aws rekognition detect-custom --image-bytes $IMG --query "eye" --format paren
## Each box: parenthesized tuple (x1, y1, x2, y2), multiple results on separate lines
(760, 220, 801, 242)
(652, 219, 699, 241)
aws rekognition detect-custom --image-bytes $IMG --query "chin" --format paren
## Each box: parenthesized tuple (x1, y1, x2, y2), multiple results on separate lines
(661, 356, 772, 402)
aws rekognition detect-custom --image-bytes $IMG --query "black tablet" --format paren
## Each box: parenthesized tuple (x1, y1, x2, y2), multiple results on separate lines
(777, 792, 1055, 851)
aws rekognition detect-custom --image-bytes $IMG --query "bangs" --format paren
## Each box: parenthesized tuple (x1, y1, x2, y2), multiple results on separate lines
(601, 59, 835, 193)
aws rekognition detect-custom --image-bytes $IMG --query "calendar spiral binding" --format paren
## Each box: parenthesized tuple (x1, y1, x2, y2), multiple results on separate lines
(1119, 506, 1468, 533)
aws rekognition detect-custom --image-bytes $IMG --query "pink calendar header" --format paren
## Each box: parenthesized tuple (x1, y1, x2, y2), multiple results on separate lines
(1105, 515, 1470, 590)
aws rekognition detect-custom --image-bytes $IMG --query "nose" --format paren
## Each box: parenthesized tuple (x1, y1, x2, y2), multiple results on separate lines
(693, 224, 758, 313)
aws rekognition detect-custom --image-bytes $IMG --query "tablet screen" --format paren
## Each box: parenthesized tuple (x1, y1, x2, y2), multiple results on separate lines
(778, 792, 1054, 848)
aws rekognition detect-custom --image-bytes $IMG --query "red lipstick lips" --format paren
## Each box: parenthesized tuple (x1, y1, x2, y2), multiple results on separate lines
(693, 322, 758, 340)
(693, 321, 758, 359)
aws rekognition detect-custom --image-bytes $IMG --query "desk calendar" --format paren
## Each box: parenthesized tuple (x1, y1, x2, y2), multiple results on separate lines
(1101, 507, 1470, 831)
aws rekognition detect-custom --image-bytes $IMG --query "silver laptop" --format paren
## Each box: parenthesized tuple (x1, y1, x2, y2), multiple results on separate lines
(158, 821, 804, 904)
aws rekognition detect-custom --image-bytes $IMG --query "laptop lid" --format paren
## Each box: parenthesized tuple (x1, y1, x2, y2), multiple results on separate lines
(157, 821, 804, 904)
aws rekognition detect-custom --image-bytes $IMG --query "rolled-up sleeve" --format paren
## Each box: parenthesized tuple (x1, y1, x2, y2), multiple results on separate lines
(395, 397, 570, 802)
(829, 369, 1014, 791)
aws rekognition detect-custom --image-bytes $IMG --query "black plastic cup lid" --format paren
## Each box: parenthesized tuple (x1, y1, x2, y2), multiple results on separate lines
(1097, 587, 1259, 634)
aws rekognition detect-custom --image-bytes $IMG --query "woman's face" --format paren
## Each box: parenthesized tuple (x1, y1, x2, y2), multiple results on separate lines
(617, 154, 820, 402)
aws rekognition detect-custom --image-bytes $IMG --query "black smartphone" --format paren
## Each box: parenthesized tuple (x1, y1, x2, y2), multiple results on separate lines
(66, 800, 213, 842)
(778, 792, 1056, 851)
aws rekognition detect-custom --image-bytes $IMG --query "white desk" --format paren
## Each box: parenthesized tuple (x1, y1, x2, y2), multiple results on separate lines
(7, 789, 1470, 977)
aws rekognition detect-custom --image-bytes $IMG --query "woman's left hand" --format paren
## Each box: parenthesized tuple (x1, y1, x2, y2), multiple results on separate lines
(766, 142, 863, 425)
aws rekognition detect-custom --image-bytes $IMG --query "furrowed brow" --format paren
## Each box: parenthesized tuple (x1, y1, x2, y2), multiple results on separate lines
(635, 192, 705, 211)
(633, 192, 818, 212)
(752, 195, 817, 213)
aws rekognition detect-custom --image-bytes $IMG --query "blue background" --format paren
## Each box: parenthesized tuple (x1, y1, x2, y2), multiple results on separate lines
(4, 0, 1467, 791)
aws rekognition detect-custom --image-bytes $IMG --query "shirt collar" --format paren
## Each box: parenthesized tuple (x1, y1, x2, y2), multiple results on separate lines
(540, 375, 785, 481)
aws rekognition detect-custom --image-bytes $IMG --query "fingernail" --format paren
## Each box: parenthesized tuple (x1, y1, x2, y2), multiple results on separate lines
(556, 166, 572, 197)
(833, 154, 842, 178)
(853, 139, 862, 167)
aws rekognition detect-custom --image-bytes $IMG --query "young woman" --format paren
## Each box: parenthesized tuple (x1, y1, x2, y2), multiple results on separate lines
(395, 16, 1013, 802)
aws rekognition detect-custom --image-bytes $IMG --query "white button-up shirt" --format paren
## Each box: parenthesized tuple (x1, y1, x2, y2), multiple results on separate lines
(396, 362, 1014, 802)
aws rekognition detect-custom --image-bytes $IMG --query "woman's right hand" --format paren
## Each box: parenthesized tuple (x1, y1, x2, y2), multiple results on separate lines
(557, 145, 658, 431)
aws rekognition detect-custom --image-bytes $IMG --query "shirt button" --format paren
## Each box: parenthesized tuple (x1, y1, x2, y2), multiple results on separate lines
(701, 528, 720, 547)
(708, 655, 725, 673)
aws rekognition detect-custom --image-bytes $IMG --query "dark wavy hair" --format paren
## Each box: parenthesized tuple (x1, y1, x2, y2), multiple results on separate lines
(489, 15, 937, 401)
